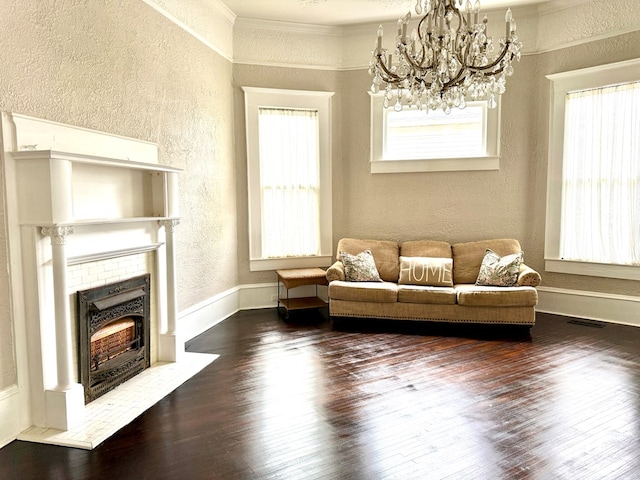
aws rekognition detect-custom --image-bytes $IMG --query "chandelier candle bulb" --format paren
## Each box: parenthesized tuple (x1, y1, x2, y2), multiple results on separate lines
(377, 25, 383, 52)
(474, 0, 480, 25)
(505, 8, 512, 38)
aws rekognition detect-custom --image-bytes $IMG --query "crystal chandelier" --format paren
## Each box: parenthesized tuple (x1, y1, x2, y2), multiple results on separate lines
(368, 0, 523, 113)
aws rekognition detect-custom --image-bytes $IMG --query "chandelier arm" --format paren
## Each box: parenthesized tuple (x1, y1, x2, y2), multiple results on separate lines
(375, 53, 404, 84)
(467, 44, 513, 72)
(414, 15, 431, 69)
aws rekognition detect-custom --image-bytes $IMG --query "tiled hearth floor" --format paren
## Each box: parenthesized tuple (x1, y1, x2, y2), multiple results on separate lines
(17, 352, 218, 450)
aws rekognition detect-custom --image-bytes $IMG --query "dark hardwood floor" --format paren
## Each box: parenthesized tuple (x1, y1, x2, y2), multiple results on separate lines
(2, 309, 640, 479)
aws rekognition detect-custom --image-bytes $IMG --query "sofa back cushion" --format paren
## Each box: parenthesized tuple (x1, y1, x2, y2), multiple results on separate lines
(337, 238, 399, 282)
(400, 240, 452, 258)
(452, 239, 523, 284)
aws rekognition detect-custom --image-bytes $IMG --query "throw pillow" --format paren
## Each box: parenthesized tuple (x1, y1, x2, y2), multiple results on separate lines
(398, 256, 453, 287)
(475, 249, 523, 287)
(340, 250, 383, 282)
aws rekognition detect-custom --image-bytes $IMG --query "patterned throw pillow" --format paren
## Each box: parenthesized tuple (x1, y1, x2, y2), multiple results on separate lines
(475, 249, 523, 287)
(340, 250, 383, 282)
(398, 257, 453, 287)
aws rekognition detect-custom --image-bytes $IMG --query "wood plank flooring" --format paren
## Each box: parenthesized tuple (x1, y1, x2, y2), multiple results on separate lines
(2, 309, 640, 479)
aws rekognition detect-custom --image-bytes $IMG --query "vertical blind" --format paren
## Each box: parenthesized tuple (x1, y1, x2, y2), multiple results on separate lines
(258, 107, 321, 258)
(560, 81, 640, 265)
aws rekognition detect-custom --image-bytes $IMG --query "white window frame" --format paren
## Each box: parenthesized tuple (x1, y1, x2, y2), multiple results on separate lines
(369, 93, 501, 174)
(545, 58, 640, 281)
(243, 87, 334, 272)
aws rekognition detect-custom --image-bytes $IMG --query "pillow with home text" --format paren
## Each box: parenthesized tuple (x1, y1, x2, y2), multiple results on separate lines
(398, 256, 453, 287)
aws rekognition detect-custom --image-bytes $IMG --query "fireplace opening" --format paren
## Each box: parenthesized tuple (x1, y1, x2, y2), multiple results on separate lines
(90, 317, 138, 371)
(78, 274, 151, 403)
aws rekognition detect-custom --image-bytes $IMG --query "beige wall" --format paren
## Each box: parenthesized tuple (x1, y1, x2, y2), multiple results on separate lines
(0, 0, 237, 390)
(233, 31, 640, 298)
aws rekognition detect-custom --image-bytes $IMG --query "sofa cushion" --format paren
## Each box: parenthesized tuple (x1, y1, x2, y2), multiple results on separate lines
(456, 284, 538, 307)
(400, 240, 452, 258)
(340, 249, 383, 282)
(337, 238, 399, 282)
(452, 239, 523, 284)
(328, 280, 398, 303)
(398, 256, 454, 287)
(475, 249, 523, 287)
(397, 285, 457, 305)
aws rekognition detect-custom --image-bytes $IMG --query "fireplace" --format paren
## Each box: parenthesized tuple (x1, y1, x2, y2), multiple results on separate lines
(77, 274, 151, 403)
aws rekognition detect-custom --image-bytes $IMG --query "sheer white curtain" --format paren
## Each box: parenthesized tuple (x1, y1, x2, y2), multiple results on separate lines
(560, 81, 640, 265)
(258, 108, 320, 258)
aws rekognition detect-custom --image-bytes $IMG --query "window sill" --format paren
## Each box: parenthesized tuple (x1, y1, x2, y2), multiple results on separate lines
(250, 255, 333, 272)
(545, 259, 640, 281)
(370, 156, 499, 174)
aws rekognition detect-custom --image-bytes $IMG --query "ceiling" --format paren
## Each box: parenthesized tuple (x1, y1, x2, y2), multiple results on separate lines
(220, 0, 548, 26)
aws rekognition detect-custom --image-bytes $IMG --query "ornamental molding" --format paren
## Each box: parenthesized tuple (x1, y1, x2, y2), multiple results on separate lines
(159, 218, 180, 233)
(41, 226, 75, 245)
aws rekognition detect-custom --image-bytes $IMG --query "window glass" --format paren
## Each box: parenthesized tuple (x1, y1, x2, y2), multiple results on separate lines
(258, 107, 320, 258)
(369, 93, 499, 173)
(560, 81, 640, 265)
(384, 105, 485, 160)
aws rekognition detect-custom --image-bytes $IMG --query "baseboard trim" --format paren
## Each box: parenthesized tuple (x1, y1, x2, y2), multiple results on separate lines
(537, 286, 640, 327)
(179, 284, 640, 342)
(179, 283, 280, 341)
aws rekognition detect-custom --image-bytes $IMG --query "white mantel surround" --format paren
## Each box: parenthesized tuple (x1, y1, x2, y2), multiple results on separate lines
(0, 113, 212, 442)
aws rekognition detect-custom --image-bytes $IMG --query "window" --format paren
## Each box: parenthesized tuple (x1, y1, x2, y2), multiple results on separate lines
(243, 87, 334, 271)
(545, 59, 640, 280)
(369, 93, 501, 173)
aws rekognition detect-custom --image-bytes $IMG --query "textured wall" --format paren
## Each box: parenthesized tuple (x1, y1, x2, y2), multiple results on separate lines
(337, 61, 537, 250)
(0, 1, 237, 322)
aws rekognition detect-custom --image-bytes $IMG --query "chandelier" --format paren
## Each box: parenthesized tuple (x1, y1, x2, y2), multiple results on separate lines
(368, 0, 522, 113)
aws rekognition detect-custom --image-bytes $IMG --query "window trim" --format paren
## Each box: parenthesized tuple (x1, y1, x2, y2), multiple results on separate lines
(369, 93, 501, 174)
(243, 87, 334, 272)
(544, 58, 640, 280)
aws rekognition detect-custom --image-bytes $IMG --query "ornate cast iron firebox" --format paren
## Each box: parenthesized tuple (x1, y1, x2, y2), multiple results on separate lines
(77, 274, 151, 403)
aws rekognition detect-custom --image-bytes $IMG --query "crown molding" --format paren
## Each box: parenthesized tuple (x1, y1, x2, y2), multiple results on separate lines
(202, 0, 237, 26)
(537, 0, 593, 16)
(141, 0, 234, 61)
(234, 17, 344, 37)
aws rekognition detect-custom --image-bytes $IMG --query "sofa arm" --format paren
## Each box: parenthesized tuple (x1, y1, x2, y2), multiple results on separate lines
(326, 260, 345, 282)
(517, 263, 541, 287)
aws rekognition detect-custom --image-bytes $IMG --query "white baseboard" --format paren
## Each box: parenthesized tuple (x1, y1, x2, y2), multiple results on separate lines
(179, 283, 279, 341)
(537, 286, 640, 327)
(179, 282, 330, 342)
(179, 284, 640, 343)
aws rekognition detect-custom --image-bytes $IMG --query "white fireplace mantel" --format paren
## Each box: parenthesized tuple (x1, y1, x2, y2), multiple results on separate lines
(1, 113, 184, 432)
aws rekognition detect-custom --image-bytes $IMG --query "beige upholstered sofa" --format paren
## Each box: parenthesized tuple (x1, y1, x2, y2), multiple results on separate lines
(326, 238, 541, 327)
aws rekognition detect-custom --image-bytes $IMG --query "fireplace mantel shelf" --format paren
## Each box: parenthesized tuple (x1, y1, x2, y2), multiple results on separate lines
(22, 217, 180, 228)
(12, 149, 181, 226)
(12, 149, 182, 173)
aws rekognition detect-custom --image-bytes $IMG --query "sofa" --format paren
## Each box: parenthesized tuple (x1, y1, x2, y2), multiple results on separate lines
(326, 238, 541, 328)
